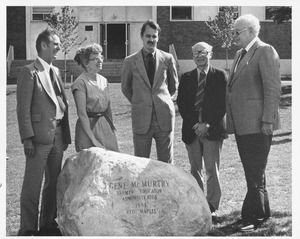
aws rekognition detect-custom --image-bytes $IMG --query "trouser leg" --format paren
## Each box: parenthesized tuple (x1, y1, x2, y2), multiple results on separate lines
(235, 133, 272, 223)
(202, 138, 223, 211)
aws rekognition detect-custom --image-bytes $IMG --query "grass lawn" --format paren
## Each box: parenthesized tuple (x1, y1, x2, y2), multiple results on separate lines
(6, 83, 292, 236)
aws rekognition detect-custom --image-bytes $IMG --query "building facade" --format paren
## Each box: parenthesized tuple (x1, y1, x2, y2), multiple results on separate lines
(7, 6, 291, 75)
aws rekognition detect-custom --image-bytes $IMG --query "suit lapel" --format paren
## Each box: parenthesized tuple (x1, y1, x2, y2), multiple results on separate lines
(205, 66, 214, 90)
(229, 40, 260, 88)
(228, 52, 239, 86)
(34, 59, 57, 104)
(152, 50, 164, 90)
(191, 68, 198, 95)
(135, 50, 152, 89)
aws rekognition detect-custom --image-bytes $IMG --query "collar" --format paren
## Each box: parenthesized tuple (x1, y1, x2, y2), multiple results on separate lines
(196, 65, 209, 76)
(142, 48, 156, 58)
(245, 36, 259, 52)
(37, 56, 52, 73)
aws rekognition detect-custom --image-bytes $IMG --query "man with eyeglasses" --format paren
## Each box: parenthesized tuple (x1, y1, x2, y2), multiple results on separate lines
(227, 14, 281, 232)
(16, 28, 71, 236)
(177, 42, 227, 222)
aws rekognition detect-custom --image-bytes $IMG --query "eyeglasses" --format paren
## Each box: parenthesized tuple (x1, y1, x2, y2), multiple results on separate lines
(192, 51, 210, 58)
(232, 27, 248, 36)
(89, 55, 104, 62)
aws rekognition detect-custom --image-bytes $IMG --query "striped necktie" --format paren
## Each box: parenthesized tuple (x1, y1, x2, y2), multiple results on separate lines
(50, 67, 66, 112)
(194, 70, 206, 113)
(50, 67, 61, 96)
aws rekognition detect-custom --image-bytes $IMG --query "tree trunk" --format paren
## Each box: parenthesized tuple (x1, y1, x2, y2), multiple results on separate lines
(64, 53, 67, 86)
(225, 48, 230, 76)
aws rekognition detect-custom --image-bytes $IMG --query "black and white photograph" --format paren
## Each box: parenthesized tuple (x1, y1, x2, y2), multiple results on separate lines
(3, 0, 297, 237)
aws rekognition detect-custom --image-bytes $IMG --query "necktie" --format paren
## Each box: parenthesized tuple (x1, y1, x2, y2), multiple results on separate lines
(238, 49, 247, 66)
(50, 67, 61, 96)
(147, 53, 155, 86)
(50, 67, 66, 112)
(194, 71, 206, 113)
(233, 49, 247, 73)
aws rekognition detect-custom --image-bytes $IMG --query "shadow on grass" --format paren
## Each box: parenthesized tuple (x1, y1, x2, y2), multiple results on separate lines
(272, 138, 292, 145)
(273, 132, 292, 137)
(206, 210, 292, 236)
(280, 94, 291, 108)
(272, 131, 292, 145)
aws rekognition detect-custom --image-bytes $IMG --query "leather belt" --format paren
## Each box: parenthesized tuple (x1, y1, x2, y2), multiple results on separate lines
(87, 111, 116, 131)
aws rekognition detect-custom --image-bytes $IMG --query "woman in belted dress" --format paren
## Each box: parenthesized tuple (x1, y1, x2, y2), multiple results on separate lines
(72, 43, 118, 152)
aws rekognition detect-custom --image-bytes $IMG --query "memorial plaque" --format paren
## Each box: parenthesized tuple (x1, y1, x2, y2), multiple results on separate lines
(57, 147, 212, 236)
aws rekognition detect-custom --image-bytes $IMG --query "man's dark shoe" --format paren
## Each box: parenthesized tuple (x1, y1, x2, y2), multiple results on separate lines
(211, 211, 219, 222)
(239, 217, 266, 232)
(240, 223, 255, 232)
(22, 230, 38, 236)
(263, 216, 272, 222)
(38, 227, 62, 236)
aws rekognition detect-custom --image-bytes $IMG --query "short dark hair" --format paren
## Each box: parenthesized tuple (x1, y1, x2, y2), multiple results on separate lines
(74, 43, 103, 71)
(35, 28, 59, 53)
(140, 19, 161, 37)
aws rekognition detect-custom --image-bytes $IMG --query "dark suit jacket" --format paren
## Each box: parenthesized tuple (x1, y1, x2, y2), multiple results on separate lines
(177, 66, 227, 144)
(17, 58, 71, 145)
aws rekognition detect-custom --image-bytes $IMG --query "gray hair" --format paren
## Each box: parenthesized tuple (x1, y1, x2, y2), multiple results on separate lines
(192, 42, 213, 52)
(235, 14, 261, 36)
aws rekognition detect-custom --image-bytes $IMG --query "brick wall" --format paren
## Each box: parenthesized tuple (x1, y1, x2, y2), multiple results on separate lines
(157, 6, 291, 60)
(7, 7, 26, 60)
(260, 22, 291, 59)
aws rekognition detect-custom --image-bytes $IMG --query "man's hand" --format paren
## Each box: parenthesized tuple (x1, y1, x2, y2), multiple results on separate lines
(261, 122, 274, 135)
(23, 138, 35, 158)
(192, 123, 209, 137)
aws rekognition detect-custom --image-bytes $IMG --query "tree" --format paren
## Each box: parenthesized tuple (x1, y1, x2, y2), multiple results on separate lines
(45, 6, 86, 84)
(205, 6, 238, 72)
(267, 6, 292, 24)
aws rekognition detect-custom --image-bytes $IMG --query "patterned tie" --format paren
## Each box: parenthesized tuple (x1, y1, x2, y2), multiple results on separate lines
(194, 70, 206, 113)
(50, 67, 66, 112)
(238, 49, 247, 66)
(233, 49, 247, 73)
(147, 53, 155, 86)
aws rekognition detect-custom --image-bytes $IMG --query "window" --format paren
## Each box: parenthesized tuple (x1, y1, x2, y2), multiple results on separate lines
(85, 26, 93, 31)
(32, 7, 54, 21)
(171, 6, 192, 20)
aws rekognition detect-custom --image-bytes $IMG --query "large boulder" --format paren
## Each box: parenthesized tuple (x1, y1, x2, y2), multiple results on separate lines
(57, 147, 212, 236)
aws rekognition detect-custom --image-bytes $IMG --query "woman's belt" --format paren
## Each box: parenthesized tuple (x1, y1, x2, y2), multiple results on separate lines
(87, 111, 116, 131)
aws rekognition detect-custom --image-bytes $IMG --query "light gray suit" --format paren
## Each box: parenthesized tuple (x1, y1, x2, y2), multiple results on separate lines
(17, 58, 71, 234)
(227, 39, 281, 135)
(226, 38, 281, 224)
(121, 49, 178, 162)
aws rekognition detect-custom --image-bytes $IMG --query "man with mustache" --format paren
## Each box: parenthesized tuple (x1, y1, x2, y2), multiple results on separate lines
(121, 19, 178, 163)
(16, 28, 71, 236)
